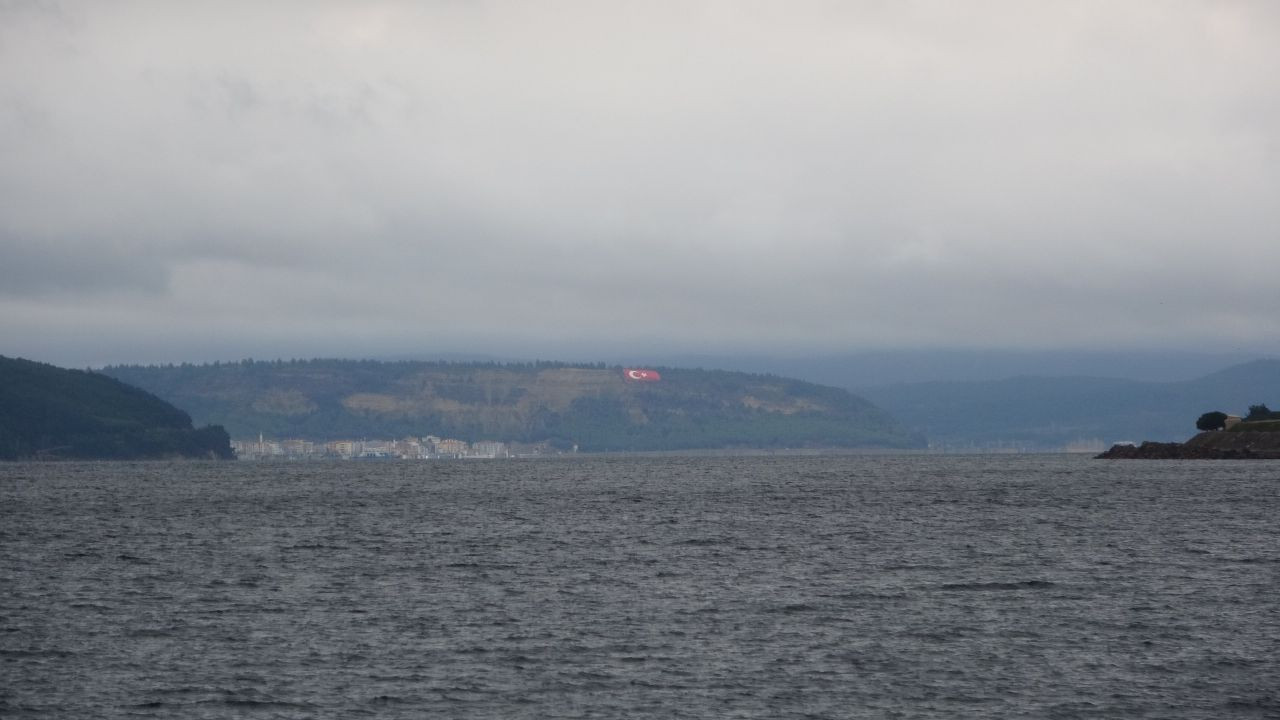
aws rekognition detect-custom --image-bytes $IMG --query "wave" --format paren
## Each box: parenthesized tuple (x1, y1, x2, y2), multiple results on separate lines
(937, 580, 1056, 591)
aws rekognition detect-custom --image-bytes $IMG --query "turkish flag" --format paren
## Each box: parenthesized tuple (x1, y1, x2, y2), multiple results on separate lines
(623, 368, 661, 382)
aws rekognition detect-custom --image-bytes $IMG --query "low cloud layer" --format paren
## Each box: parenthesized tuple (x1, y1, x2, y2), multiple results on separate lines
(3, 1, 1278, 366)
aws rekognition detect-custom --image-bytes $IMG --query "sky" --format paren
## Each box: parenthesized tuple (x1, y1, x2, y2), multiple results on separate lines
(2, 1, 1279, 368)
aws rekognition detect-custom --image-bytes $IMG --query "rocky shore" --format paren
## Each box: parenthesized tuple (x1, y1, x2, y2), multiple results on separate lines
(1096, 431, 1280, 459)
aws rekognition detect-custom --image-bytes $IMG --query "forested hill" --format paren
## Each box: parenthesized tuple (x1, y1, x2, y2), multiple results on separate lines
(101, 359, 923, 451)
(0, 356, 233, 460)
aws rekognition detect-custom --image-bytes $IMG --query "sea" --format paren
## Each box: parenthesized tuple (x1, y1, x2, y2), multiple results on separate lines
(2, 454, 1277, 719)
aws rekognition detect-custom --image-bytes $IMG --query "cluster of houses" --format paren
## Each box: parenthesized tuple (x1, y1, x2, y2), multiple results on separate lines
(231, 435, 556, 460)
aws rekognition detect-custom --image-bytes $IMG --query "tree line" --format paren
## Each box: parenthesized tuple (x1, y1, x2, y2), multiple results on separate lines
(1196, 404, 1280, 431)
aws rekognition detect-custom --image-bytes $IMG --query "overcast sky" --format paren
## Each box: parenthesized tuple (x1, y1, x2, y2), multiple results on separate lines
(2, 1, 1278, 367)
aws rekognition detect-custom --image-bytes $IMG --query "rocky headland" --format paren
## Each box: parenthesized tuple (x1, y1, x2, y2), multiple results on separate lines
(1097, 430, 1280, 459)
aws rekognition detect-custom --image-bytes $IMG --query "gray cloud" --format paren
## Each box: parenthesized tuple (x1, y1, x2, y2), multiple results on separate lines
(0, 231, 168, 296)
(2, 1, 1278, 366)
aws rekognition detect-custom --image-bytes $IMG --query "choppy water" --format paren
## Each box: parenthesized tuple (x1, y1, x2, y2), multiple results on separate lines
(2, 455, 1278, 718)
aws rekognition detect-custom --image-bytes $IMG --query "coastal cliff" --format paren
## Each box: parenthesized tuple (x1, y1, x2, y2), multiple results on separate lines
(1097, 431, 1280, 459)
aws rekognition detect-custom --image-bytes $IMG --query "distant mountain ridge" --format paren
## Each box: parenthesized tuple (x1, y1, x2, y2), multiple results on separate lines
(101, 359, 923, 452)
(606, 349, 1269, 386)
(0, 356, 233, 460)
(858, 359, 1280, 449)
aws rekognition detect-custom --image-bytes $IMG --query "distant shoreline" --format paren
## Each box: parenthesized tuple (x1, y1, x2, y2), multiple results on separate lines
(2, 448, 1120, 464)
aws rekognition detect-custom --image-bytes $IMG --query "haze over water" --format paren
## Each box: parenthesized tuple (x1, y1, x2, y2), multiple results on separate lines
(3, 455, 1277, 718)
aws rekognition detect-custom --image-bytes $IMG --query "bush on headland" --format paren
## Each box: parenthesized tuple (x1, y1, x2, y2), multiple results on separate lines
(1196, 411, 1228, 431)
(1244, 404, 1280, 422)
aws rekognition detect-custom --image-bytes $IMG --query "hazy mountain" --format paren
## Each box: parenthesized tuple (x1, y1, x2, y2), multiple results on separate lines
(101, 359, 923, 452)
(0, 356, 232, 460)
(856, 359, 1280, 450)
(614, 350, 1266, 387)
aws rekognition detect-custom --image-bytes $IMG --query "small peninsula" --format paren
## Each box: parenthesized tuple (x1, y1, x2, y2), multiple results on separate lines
(0, 356, 233, 460)
(1097, 406, 1280, 459)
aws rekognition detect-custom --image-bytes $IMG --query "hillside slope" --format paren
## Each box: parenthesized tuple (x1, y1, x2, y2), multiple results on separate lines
(0, 356, 233, 460)
(858, 359, 1280, 449)
(101, 360, 923, 451)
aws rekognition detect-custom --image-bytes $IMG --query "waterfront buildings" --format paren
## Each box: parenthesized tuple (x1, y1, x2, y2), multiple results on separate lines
(230, 436, 530, 460)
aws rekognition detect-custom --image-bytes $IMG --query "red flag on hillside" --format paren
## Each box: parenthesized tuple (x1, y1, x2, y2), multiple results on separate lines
(624, 368, 661, 382)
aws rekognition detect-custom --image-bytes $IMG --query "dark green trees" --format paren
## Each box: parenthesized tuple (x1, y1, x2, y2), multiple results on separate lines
(1196, 405, 1280, 432)
(1245, 404, 1279, 421)
(1196, 411, 1229, 431)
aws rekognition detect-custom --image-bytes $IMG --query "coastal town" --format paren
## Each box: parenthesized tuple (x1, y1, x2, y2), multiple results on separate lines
(230, 434, 559, 460)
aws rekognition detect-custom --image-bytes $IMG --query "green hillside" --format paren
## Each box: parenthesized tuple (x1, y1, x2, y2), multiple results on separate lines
(0, 356, 233, 460)
(101, 359, 923, 451)
(859, 359, 1280, 449)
